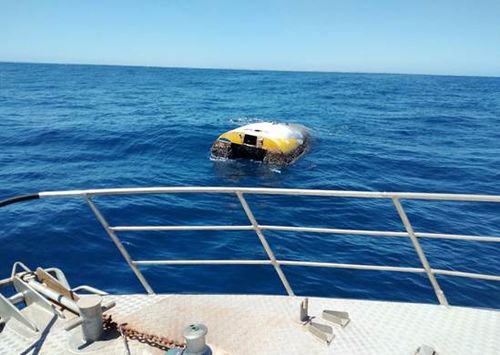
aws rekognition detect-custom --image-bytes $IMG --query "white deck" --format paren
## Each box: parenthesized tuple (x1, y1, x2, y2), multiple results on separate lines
(1, 294, 499, 354)
(1, 187, 499, 354)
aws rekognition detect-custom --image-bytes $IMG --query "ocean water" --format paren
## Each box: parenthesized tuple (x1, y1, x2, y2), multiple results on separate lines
(0, 62, 499, 308)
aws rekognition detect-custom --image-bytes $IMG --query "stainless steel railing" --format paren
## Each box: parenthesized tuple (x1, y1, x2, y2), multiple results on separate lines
(5, 187, 500, 305)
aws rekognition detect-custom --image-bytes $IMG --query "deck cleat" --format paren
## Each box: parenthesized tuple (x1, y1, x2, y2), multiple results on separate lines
(307, 321, 335, 345)
(322, 310, 350, 328)
(299, 298, 335, 345)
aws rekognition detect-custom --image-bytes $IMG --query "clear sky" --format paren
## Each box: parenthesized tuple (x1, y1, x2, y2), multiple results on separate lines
(1, 0, 499, 76)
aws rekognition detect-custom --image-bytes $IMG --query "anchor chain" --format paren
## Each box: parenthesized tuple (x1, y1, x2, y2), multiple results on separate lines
(102, 314, 185, 351)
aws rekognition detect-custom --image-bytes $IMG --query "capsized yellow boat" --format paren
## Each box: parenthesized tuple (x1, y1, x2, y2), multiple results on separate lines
(211, 122, 310, 165)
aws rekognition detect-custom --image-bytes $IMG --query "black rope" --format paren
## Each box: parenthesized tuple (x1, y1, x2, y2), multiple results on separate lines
(0, 193, 39, 208)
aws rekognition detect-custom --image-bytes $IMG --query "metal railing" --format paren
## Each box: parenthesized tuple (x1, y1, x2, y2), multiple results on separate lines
(4, 187, 500, 305)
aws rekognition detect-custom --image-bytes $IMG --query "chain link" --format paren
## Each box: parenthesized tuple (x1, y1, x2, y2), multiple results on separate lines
(103, 314, 185, 351)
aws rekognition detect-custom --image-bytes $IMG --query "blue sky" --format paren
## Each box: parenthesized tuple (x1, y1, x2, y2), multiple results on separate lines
(1, 0, 499, 76)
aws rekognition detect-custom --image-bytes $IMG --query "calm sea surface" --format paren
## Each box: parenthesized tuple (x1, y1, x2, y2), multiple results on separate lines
(1, 62, 499, 307)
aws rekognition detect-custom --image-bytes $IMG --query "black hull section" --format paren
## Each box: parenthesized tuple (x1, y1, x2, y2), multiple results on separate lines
(229, 144, 267, 161)
(211, 142, 267, 162)
(211, 138, 310, 167)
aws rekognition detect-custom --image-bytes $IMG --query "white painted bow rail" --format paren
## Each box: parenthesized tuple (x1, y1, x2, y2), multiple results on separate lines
(5, 187, 500, 306)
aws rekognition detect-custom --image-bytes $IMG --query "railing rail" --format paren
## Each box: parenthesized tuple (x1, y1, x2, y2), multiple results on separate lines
(3, 186, 500, 305)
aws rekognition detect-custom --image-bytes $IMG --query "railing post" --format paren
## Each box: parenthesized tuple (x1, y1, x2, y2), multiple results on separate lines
(85, 195, 155, 295)
(236, 192, 295, 296)
(392, 197, 448, 306)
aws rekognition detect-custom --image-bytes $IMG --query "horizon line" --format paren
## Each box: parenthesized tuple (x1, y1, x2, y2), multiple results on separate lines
(1, 60, 499, 79)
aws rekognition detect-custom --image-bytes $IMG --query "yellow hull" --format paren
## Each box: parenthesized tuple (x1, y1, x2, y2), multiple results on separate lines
(211, 122, 309, 165)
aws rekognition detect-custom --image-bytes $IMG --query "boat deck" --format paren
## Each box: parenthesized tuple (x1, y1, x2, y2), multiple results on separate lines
(1, 187, 499, 354)
(1, 294, 499, 354)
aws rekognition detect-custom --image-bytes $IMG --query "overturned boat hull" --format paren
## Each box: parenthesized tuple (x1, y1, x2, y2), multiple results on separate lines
(211, 122, 310, 166)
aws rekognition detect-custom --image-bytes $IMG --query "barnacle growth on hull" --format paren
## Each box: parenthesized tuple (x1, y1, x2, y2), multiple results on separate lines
(211, 122, 310, 166)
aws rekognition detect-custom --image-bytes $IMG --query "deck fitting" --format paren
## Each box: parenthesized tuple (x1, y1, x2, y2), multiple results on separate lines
(300, 298, 335, 345)
(322, 310, 350, 328)
(183, 323, 211, 355)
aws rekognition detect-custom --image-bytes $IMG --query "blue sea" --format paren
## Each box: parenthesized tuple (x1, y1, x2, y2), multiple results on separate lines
(1, 62, 499, 308)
